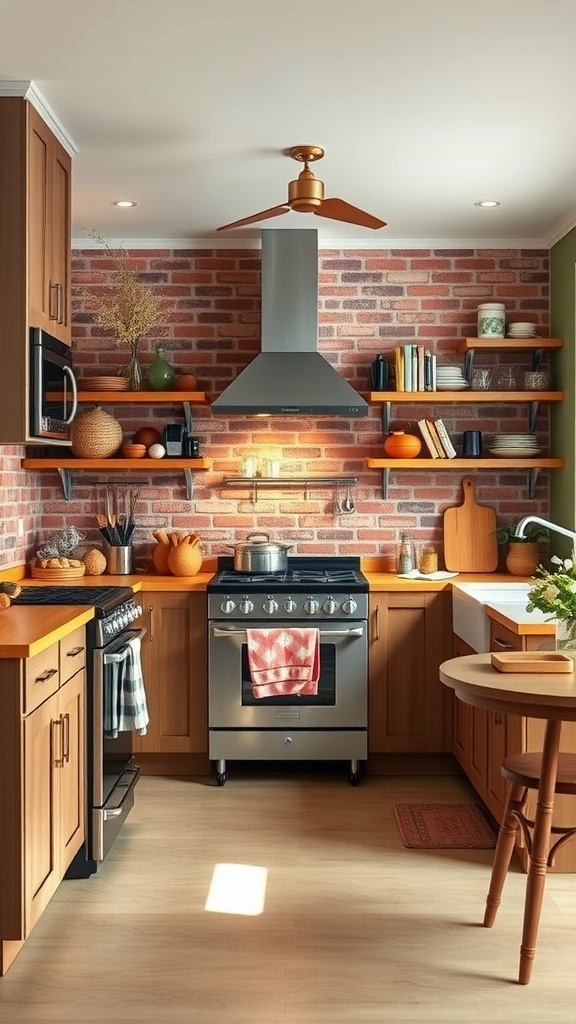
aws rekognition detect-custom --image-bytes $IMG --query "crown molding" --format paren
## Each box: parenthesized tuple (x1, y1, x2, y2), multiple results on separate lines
(544, 208, 576, 249)
(0, 79, 78, 157)
(72, 234, 551, 251)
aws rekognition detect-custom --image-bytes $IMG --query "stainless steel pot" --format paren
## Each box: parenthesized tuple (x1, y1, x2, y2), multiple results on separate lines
(227, 533, 293, 573)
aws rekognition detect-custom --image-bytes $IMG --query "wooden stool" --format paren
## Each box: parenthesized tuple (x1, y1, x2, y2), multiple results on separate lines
(483, 750, 576, 982)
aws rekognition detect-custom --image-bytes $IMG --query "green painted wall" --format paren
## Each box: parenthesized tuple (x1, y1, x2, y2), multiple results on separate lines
(550, 228, 576, 552)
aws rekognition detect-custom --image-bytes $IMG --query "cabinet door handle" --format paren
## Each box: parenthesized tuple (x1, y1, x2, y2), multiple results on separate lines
(493, 711, 503, 726)
(492, 637, 515, 650)
(56, 283, 65, 324)
(373, 604, 380, 642)
(36, 667, 58, 684)
(65, 646, 85, 658)
(148, 605, 154, 642)
(49, 280, 59, 320)
(52, 716, 64, 767)
(62, 712, 70, 763)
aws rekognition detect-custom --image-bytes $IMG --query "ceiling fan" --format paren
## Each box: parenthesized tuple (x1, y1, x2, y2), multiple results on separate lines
(217, 145, 387, 231)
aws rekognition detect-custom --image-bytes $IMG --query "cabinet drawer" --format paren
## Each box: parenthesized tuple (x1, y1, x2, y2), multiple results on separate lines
(24, 646, 60, 714)
(59, 625, 86, 683)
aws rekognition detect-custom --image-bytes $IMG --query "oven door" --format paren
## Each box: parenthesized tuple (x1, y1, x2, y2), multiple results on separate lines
(209, 620, 367, 729)
(91, 627, 146, 861)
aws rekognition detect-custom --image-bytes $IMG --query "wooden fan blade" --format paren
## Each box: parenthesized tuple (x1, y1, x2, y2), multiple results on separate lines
(315, 197, 386, 230)
(217, 205, 290, 231)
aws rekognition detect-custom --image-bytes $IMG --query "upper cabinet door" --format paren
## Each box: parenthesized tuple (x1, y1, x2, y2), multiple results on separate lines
(27, 105, 72, 346)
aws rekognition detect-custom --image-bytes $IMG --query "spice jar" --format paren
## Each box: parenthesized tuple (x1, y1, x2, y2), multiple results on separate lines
(397, 532, 415, 574)
(418, 544, 439, 575)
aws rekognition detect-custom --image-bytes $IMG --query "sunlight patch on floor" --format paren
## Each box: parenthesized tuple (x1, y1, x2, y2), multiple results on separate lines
(205, 863, 268, 915)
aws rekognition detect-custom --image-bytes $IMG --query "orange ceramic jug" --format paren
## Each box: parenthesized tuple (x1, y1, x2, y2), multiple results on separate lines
(383, 431, 422, 459)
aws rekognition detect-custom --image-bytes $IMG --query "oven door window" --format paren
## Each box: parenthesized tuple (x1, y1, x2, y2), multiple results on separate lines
(241, 643, 336, 706)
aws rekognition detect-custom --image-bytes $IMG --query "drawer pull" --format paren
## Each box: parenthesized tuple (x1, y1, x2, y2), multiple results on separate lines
(66, 646, 85, 658)
(35, 667, 58, 684)
(493, 638, 515, 650)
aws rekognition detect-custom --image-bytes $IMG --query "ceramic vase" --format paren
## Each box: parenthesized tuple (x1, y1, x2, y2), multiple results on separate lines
(384, 430, 422, 459)
(147, 346, 175, 391)
(505, 542, 541, 577)
(555, 618, 576, 652)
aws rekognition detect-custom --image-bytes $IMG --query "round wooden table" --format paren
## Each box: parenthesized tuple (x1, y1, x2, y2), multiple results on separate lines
(439, 653, 576, 984)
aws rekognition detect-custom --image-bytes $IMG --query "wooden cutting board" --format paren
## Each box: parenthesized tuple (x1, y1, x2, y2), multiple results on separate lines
(443, 478, 498, 572)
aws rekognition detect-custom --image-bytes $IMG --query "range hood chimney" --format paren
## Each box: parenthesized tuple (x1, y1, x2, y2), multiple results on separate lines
(211, 228, 368, 416)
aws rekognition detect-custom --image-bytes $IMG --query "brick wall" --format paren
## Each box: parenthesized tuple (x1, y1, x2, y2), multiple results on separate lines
(0, 245, 552, 569)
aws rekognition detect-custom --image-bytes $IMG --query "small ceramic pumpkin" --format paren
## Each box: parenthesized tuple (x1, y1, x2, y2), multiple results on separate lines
(383, 430, 422, 459)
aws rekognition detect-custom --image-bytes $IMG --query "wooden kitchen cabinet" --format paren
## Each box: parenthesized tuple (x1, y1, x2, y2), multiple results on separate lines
(0, 94, 73, 445)
(369, 591, 452, 755)
(0, 625, 85, 975)
(134, 591, 207, 756)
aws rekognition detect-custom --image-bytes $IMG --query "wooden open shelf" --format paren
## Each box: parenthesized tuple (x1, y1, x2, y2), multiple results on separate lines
(369, 390, 563, 403)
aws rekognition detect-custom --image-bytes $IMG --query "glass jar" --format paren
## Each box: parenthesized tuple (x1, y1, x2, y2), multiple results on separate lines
(418, 544, 438, 575)
(397, 532, 415, 574)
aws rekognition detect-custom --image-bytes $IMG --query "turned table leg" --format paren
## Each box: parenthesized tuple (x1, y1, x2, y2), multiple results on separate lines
(518, 717, 562, 985)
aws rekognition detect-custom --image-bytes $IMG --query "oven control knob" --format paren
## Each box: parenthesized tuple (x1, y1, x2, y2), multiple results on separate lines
(239, 597, 254, 614)
(322, 597, 338, 615)
(342, 597, 357, 615)
(262, 596, 278, 615)
(284, 597, 297, 613)
(304, 596, 319, 615)
(220, 597, 236, 615)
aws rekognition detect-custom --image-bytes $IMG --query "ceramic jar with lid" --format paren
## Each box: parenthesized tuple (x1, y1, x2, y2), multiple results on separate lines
(383, 430, 422, 459)
(477, 303, 505, 338)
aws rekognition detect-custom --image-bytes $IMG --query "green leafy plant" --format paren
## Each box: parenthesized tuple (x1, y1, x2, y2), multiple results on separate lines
(493, 523, 549, 545)
(526, 553, 576, 621)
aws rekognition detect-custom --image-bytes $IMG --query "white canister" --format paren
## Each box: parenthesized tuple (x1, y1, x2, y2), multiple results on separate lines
(477, 303, 505, 338)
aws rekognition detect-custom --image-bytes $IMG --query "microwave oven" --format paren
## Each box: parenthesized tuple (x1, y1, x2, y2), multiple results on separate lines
(29, 328, 78, 444)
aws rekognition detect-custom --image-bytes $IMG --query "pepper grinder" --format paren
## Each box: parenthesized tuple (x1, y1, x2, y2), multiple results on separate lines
(397, 532, 415, 573)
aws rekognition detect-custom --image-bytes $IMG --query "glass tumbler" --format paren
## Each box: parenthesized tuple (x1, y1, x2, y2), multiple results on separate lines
(523, 370, 549, 391)
(494, 367, 518, 391)
(471, 368, 492, 391)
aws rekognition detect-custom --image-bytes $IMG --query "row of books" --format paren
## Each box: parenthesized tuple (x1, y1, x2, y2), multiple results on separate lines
(418, 418, 457, 459)
(394, 345, 437, 392)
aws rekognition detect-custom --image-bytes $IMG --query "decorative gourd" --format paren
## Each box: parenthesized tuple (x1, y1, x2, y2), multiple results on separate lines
(166, 534, 203, 577)
(71, 406, 123, 459)
(383, 430, 422, 459)
(82, 548, 107, 575)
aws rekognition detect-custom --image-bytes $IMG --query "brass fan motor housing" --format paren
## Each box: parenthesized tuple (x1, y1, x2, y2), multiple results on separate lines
(288, 168, 325, 211)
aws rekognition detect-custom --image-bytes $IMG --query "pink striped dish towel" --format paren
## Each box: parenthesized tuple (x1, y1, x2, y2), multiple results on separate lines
(246, 627, 320, 698)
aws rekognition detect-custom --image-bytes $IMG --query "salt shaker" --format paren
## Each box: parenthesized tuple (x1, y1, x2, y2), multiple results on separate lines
(397, 532, 415, 573)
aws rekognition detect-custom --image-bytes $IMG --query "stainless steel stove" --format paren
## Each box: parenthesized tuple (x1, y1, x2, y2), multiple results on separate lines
(207, 558, 368, 785)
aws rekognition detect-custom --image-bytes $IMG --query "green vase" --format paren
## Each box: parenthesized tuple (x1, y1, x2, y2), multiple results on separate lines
(147, 346, 175, 391)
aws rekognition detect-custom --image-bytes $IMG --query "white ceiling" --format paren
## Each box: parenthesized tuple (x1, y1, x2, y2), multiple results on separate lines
(2, 0, 576, 248)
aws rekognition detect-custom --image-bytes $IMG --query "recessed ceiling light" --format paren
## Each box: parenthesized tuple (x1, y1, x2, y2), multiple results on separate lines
(474, 200, 501, 208)
(113, 200, 138, 208)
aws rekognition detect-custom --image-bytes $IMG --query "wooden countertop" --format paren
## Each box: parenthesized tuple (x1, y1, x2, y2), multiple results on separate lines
(0, 605, 94, 658)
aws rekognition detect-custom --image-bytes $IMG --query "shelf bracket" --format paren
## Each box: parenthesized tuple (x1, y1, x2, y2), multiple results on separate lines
(381, 468, 390, 499)
(183, 468, 194, 500)
(531, 348, 544, 371)
(528, 468, 540, 500)
(381, 401, 391, 435)
(182, 402, 193, 435)
(463, 349, 475, 381)
(528, 400, 539, 433)
(58, 468, 72, 501)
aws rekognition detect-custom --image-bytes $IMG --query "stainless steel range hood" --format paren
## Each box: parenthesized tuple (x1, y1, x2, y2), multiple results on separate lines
(211, 229, 368, 416)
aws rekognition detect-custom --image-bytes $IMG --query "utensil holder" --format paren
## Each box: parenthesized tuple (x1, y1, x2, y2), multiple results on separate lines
(106, 545, 134, 575)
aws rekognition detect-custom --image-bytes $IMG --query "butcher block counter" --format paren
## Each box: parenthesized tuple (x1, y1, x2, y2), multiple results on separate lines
(0, 605, 94, 658)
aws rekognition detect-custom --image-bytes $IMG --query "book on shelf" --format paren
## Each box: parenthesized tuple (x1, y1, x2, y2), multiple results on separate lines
(426, 420, 448, 458)
(418, 419, 441, 458)
(434, 418, 457, 459)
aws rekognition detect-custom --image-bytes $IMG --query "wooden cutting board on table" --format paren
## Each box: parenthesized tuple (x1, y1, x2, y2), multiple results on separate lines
(443, 478, 498, 572)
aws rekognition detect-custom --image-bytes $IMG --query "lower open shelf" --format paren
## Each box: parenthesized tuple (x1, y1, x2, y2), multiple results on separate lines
(366, 456, 565, 499)
(21, 457, 211, 500)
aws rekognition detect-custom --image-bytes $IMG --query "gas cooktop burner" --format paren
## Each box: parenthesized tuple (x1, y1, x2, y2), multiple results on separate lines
(208, 557, 369, 594)
(13, 585, 135, 615)
(214, 568, 365, 585)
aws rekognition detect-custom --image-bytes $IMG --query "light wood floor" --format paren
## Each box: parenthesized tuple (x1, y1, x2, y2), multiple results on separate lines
(1, 767, 576, 1023)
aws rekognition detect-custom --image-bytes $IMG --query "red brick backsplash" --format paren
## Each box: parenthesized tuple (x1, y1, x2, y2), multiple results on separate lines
(0, 246, 552, 569)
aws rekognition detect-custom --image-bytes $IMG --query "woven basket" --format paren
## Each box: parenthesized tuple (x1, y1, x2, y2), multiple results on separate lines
(31, 564, 86, 580)
(71, 406, 123, 459)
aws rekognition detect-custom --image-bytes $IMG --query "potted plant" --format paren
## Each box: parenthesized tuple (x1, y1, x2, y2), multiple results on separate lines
(494, 523, 549, 577)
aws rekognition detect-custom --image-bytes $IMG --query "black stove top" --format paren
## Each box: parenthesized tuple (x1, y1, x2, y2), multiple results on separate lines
(208, 557, 369, 594)
(14, 586, 135, 616)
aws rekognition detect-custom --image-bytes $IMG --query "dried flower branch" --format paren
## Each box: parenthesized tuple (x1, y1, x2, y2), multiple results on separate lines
(81, 230, 168, 354)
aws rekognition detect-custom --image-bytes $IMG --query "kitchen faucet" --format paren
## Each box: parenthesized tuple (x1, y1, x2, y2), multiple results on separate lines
(515, 515, 576, 545)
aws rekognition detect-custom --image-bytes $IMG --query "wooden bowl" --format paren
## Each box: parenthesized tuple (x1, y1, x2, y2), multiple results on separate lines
(121, 443, 147, 459)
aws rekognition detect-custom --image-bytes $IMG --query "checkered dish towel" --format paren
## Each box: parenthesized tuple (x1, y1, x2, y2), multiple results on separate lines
(246, 627, 320, 698)
(104, 635, 149, 738)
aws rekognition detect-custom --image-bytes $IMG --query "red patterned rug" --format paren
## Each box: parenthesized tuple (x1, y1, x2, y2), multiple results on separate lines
(393, 803, 496, 849)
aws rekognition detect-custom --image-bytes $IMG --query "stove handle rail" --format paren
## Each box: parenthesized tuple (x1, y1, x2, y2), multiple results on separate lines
(102, 626, 147, 663)
(211, 626, 365, 638)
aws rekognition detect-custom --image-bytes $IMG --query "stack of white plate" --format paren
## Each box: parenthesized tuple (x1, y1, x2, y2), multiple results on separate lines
(436, 365, 468, 391)
(489, 433, 542, 458)
(507, 322, 537, 339)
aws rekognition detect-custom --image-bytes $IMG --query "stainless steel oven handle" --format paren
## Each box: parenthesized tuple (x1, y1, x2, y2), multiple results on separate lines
(212, 626, 364, 638)
(63, 365, 78, 424)
(102, 626, 146, 664)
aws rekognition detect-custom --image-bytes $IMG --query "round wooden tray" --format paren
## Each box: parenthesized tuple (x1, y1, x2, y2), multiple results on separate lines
(30, 564, 86, 580)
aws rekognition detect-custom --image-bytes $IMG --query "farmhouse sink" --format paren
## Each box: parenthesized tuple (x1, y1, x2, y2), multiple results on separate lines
(452, 581, 553, 653)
